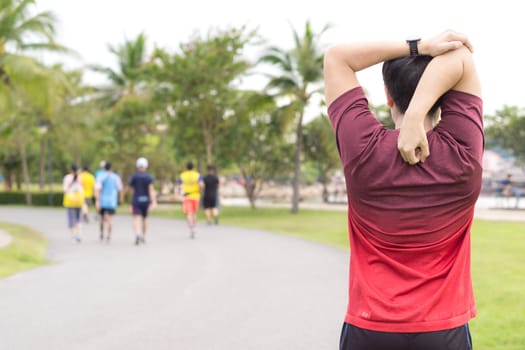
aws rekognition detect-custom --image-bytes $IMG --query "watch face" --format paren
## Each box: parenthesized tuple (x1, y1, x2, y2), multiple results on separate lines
(406, 35, 421, 42)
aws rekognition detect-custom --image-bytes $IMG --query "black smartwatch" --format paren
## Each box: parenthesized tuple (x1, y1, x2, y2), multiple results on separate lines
(406, 36, 421, 56)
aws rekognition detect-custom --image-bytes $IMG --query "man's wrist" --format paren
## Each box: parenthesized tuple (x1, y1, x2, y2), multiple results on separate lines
(417, 39, 429, 56)
(406, 36, 421, 56)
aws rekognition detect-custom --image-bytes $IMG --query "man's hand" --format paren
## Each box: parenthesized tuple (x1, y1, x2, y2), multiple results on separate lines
(398, 117, 429, 165)
(420, 30, 473, 57)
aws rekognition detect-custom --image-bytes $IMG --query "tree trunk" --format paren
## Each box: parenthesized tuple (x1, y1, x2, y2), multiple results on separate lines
(3, 167, 12, 191)
(18, 141, 32, 205)
(240, 168, 257, 210)
(291, 112, 304, 214)
(322, 181, 329, 203)
(39, 138, 46, 190)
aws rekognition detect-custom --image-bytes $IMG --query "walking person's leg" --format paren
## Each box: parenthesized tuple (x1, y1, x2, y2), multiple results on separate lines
(204, 207, 212, 225)
(81, 201, 88, 223)
(141, 215, 147, 242)
(73, 207, 82, 242)
(133, 215, 141, 244)
(67, 208, 78, 243)
(105, 211, 114, 242)
(212, 204, 219, 225)
(99, 210, 105, 241)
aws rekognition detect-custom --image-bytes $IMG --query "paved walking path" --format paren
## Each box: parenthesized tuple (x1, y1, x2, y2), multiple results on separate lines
(0, 207, 347, 350)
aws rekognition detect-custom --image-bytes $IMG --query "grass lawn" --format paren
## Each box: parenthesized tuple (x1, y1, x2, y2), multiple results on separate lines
(469, 220, 525, 350)
(153, 205, 525, 350)
(0, 222, 50, 279)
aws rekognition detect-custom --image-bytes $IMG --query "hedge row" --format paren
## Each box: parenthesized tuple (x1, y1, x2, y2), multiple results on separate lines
(0, 191, 64, 207)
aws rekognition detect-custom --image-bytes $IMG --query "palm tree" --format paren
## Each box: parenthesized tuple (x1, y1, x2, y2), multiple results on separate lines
(0, 0, 68, 96)
(0, 0, 70, 203)
(259, 20, 330, 214)
(89, 33, 154, 179)
(89, 32, 149, 106)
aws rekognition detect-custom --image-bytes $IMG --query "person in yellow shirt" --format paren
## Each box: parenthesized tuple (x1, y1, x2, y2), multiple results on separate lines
(79, 165, 96, 223)
(177, 161, 204, 238)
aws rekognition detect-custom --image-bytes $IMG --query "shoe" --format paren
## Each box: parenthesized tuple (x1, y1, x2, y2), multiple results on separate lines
(100, 233, 104, 242)
(83, 214, 89, 223)
(135, 235, 140, 245)
(190, 230, 195, 239)
(140, 235, 146, 244)
(214, 217, 219, 225)
(75, 236, 82, 243)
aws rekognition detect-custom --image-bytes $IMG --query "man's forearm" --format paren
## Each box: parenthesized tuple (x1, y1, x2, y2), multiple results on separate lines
(326, 41, 411, 73)
(404, 47, 470, 122)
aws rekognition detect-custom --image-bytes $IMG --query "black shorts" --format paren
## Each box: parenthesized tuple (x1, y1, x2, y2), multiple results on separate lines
(339, 323, 472, 350)
(203, 196, 218, 209)
(132, 202, 150, 217)
(99, 208, 116, 216)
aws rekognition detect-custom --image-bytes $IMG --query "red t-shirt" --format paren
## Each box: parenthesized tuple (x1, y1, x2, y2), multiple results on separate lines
(328, 87, 483, 332)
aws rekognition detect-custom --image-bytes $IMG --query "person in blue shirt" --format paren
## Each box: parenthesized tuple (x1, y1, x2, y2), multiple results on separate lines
(121, 157, 157, 245)
(95, 162, 123, 242)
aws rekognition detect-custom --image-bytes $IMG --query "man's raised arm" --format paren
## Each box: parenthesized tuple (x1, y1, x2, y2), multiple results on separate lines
(323, 30, 473, 107)
(398, 43, 481, 164)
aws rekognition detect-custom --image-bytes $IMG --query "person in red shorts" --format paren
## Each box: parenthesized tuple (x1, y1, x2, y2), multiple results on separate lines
(177, 161, 204, 239)
(324, 30, 482, 350)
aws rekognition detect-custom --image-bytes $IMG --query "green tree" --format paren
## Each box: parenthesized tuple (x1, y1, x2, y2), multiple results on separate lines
(90, 32, 148, 106)
(150, 27, 256, 167)
(259, 20, 329, 214)
(303, 115, 340, 202)
(90, 33, 157, 179)
(485, 105, 525, 166)
(0, 0, 69, 203)
(223, 91, 293, 208)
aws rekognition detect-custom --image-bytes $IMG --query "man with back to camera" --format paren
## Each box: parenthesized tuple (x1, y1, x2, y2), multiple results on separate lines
(203, 164, 220, 225)
(323, 30, 482, 349)
(178, 161, 204, 239)
(121, 157, 157, 245)
(95, 162, 123, 242)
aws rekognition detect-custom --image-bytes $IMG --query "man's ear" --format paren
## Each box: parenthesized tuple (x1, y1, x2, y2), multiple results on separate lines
(384, 85, 394, 108)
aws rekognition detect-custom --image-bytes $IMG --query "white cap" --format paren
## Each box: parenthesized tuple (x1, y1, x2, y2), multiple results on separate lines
(136, 157, 148, 169)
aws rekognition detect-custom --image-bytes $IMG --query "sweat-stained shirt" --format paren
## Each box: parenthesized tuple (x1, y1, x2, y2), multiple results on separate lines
(328, 87, 483, 332)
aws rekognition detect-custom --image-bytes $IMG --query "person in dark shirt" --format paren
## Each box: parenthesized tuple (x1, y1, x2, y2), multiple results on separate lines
(121, 157, 157, 245)
(203, 164, 220, 225)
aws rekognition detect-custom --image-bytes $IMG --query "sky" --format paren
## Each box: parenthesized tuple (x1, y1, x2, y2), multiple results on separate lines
(34, 0, 524, 116)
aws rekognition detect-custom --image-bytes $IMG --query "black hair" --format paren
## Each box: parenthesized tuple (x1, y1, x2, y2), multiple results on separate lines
(207, 164, 215, 172)
(71, 164, 78, 181)
(382, 55, 442, 115)
(82, 165, 89, 171)
(104, 162, 112, 170)
(186, 161, 194, 170)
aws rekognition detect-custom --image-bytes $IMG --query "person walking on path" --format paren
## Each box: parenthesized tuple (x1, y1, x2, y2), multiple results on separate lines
(95, 162, 123, 242)
(94, 160, 106, 180)
(324, 30, 482, 349)
(79, 165, 95, 223)
(63, 164, 85, 243)
(93, 160, 107, 221)
(498, 174, 522, 208)
(121, 157, 157, 245)
(203, 164, 220, 225)
(177, 161, 204, 238)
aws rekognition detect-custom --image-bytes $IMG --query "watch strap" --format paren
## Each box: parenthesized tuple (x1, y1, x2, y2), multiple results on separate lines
(406, 37, 421, 57)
